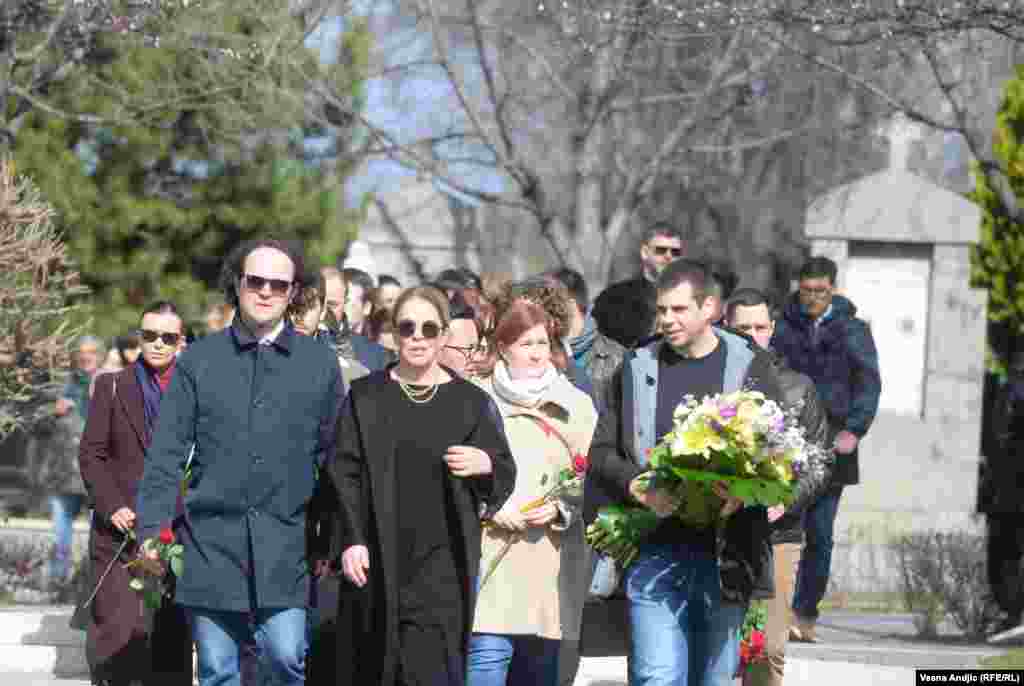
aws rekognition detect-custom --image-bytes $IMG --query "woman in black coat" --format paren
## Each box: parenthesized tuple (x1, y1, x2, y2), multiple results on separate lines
(328, 286, 515, 686)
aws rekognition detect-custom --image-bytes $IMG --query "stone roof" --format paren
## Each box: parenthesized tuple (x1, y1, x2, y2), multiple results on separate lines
(805, 167, 981, 245)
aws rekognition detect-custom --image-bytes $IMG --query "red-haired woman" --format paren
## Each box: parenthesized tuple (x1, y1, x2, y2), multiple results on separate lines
(467, 300, 598, 686)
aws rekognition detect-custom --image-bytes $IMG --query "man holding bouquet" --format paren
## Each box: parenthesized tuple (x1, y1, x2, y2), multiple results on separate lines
(586, 259, 784, 686)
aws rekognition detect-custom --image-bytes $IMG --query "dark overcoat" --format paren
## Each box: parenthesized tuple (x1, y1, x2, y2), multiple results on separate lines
(328, 371, 516, 686)
(136, 323, 344, 611)
(78, 367, 191, 681)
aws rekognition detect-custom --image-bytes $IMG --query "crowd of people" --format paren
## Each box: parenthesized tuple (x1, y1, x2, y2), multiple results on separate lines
(61, 224, 892, 686)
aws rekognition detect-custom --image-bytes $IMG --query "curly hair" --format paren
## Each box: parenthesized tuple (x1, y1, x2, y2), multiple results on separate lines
(286, 268, 326, 321)
(218, 237, 307, 308)
(488, 276, 574, 342)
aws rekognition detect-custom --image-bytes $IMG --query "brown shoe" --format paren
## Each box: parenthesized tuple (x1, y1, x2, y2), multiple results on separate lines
(788, 625, 803, 642)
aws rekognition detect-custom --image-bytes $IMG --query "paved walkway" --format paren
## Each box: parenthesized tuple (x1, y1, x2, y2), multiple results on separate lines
(0, 605, 1010, 684)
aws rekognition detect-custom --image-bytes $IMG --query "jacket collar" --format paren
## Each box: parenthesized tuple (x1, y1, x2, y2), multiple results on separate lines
(230, 318, 294, 354)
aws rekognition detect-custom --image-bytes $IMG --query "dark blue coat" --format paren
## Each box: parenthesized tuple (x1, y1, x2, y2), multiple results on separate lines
(136, 323, 344, 612)
(350, 333, 393, 372)
(771, 294, 881, 485)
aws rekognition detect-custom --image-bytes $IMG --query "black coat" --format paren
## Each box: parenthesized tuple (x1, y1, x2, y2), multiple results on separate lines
(592, 277, 656, 349)
(136, 323, 344, 612)
(980, 372, 1024, 514)
(327, 371, 515, 686)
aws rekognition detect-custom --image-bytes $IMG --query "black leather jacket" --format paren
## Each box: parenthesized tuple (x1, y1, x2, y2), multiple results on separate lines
(769, 351, 835, 545)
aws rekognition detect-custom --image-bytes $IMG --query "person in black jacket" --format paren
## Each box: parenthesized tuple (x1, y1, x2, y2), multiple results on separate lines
(726, 289, 834, 685)
(591, 223, 685, 348)
(587, 260, 782, 686)
(983, 353, 1024, 643)
(771, 256, 880, 642)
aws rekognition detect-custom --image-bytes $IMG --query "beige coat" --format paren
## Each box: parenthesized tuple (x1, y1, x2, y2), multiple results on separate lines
(473, 373, 597, 641)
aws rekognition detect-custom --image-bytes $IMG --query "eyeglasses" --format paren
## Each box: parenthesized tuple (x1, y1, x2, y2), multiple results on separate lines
(242, 274, 293, 296)
(798, 286, 832, 299)
(138, 330, 182, 346)
(444, 344, 482, 361)
(651, 246, 683, 257)
(397, 319, 443, 340)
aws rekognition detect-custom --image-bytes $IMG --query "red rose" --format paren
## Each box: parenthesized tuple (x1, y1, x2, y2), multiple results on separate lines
(158, 527, 175, 545)
(573, 453, 588, 474)
(750, 629, 765, 654)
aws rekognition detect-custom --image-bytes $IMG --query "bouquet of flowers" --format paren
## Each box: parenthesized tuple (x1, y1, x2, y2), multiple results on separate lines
(124, 526, 184, 610)
(478, 452, 588, 590)
(586, 389, 814, 568)
(738, 602, 767, 673)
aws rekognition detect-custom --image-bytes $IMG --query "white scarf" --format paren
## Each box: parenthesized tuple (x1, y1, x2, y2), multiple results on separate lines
(492, 360, 558, 409)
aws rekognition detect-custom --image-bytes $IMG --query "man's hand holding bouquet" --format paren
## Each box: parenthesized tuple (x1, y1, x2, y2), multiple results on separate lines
(586, 389, 817, 567)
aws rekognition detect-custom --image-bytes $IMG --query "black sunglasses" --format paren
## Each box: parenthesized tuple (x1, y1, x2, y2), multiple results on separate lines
(652, 246, 683, 257)
(242, 274, 293, 296)
(397, 319, 443, 340)
(138, 330, 182, 346)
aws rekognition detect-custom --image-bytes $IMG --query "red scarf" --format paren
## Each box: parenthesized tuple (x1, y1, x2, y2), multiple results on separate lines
(153, 359, 176, 392)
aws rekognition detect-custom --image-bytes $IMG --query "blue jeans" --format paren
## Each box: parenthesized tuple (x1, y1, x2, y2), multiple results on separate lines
(793, 485, 844, 621)
(189, 607, 307, 686)
(466, 633, 560, 686)
(48, 494, 85, 582)
(625, 542, 745, 686)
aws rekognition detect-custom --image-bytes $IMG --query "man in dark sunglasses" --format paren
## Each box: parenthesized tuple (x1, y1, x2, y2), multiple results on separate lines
(136, 238, 345, 686)
(592, 222, 686, 348)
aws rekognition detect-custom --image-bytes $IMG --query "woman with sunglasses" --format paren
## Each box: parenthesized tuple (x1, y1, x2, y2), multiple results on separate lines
(466, 299, 597, 686)
(328, 285, 516, 686)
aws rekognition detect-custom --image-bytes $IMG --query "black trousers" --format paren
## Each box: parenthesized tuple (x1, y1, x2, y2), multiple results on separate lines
(987, 514, 1024, 618)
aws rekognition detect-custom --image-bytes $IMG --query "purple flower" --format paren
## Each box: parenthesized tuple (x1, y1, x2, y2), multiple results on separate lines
(719, 405, 738, 419)
(772, 416, 785, 434)
(709, 418, 725, 433)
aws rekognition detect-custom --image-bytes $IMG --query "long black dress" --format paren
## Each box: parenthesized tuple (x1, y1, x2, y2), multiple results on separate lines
(330, 370, 515, 686)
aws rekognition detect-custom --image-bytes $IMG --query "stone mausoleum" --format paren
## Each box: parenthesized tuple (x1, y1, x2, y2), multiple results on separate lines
(804, 116, 988, 594)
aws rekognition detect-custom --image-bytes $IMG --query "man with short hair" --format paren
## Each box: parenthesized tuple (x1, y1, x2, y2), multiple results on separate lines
(322, 266, 390, 372)
(771, 256, 881, 642)
(588, 260, 782, 686)
(592, 223, 684, 348)
(438, 293, 484, 379)
(725, 288, 833, 686)
(374, 275, 403, 312)
(137, 239, 344, 686)
(341, 267, 374, 336)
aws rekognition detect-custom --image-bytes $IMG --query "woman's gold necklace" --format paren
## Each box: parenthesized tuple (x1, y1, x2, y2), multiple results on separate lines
(395, 369, 439, 404)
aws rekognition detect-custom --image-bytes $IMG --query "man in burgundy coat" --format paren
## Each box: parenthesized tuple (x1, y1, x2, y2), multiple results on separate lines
(79, 302, 192, 686)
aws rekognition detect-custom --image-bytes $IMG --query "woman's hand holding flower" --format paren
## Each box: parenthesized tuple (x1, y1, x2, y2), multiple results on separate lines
(522, 501, 559, 527)
(491, 505, 527, 532)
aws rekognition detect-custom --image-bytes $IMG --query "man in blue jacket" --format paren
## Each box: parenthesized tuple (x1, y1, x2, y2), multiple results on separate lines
(587, 260, 782, 686)
(771, 256, 881, 642)
(137, 238, 344, 686)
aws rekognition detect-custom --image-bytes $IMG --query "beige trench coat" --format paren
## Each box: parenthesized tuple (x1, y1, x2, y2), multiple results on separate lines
(473, 374, 598, 641)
